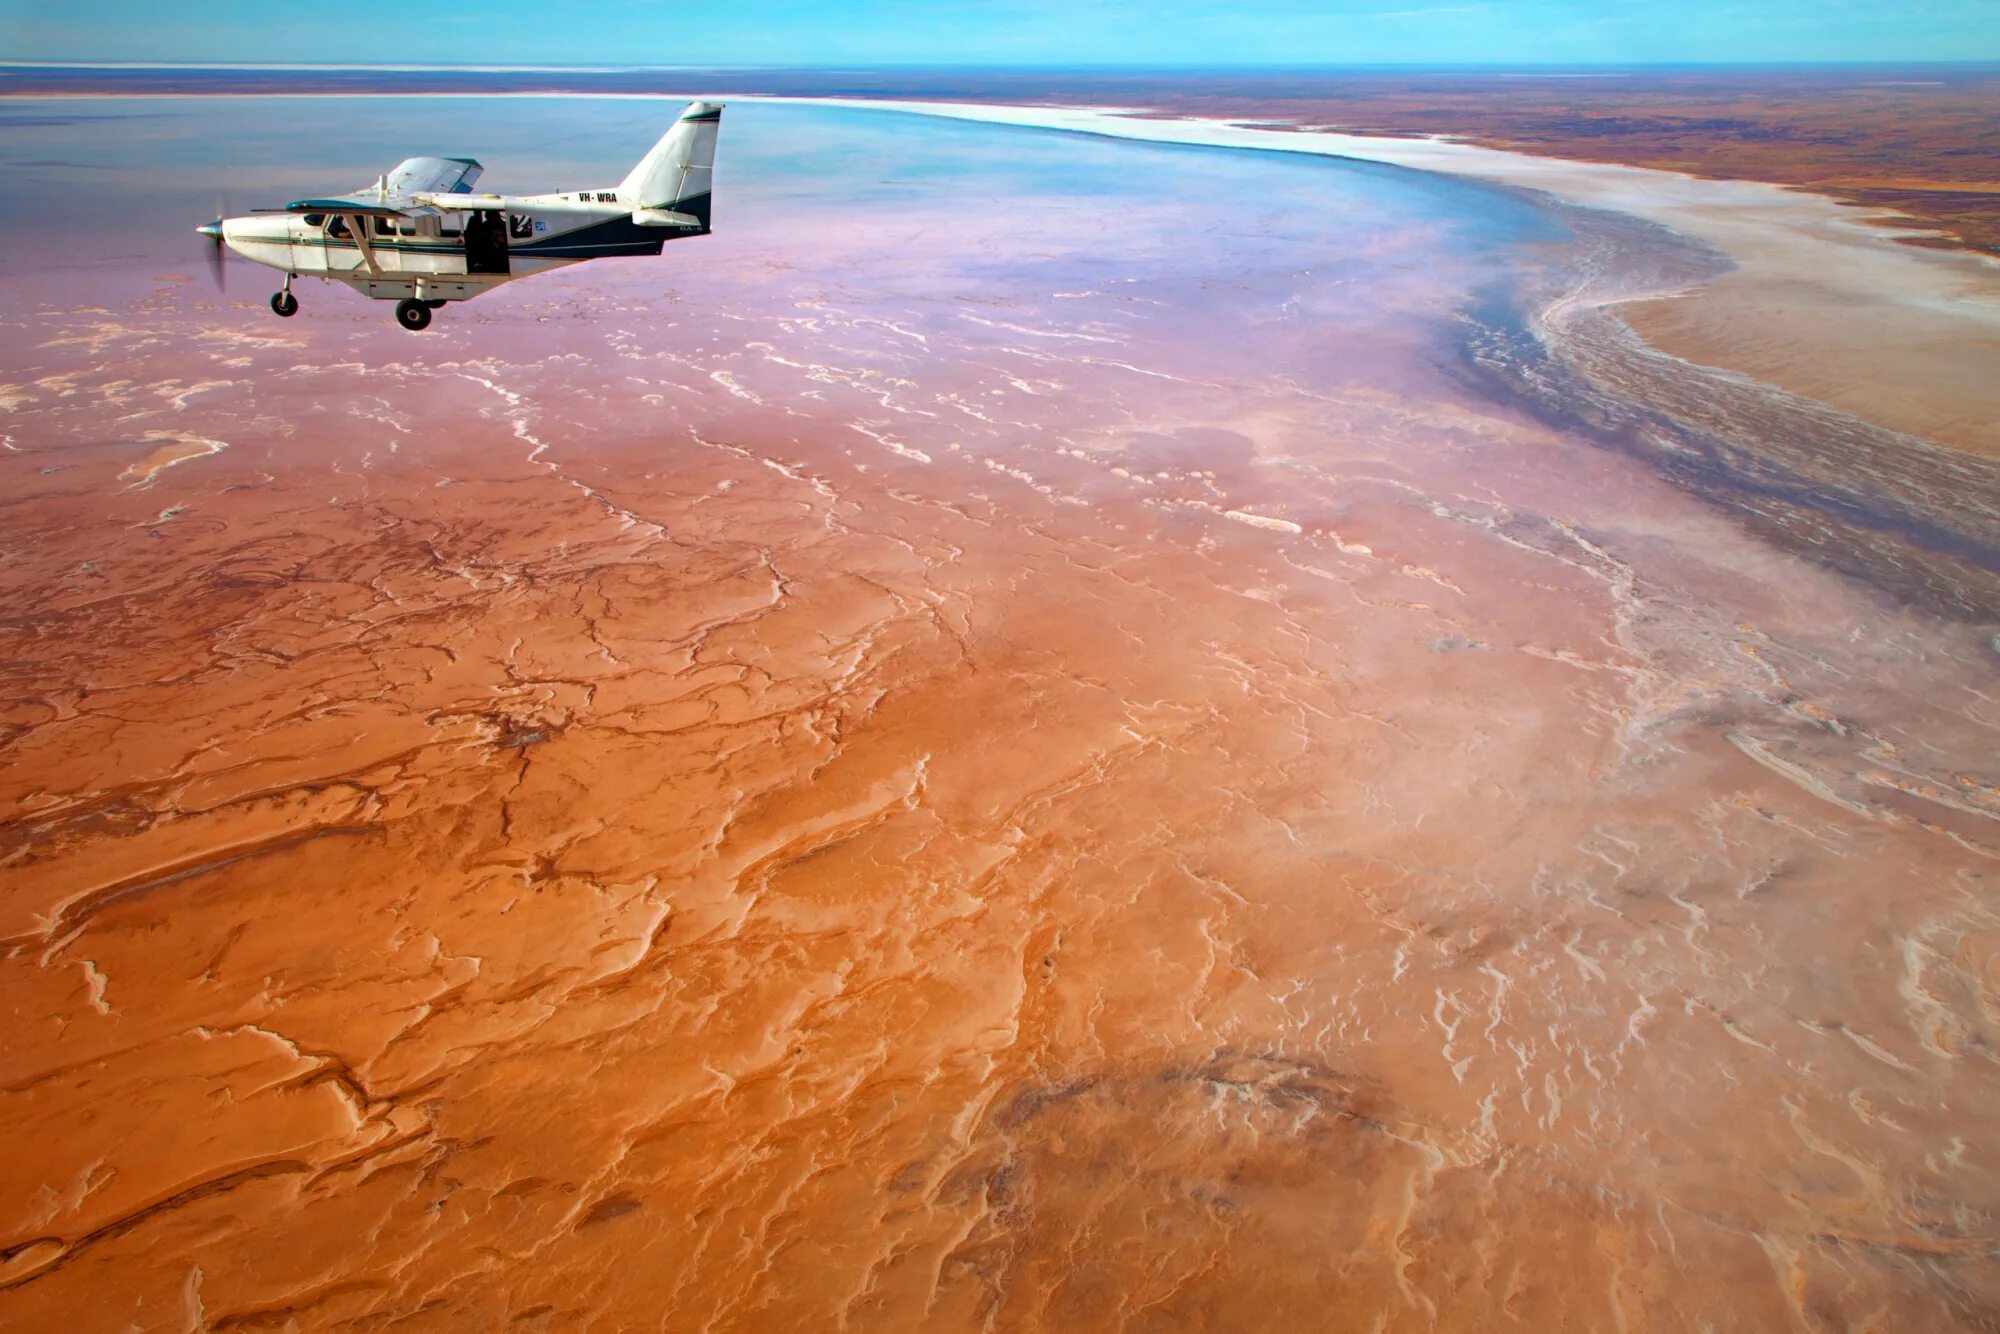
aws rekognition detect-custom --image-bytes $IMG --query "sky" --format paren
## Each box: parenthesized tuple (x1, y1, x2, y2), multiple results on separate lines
(3, 0, 1997, 66)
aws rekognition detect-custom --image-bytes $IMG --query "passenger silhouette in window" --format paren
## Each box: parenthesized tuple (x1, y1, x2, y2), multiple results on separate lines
(465, 210, 510, 274)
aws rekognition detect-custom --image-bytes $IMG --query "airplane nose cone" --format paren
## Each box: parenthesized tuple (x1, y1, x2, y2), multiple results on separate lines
(196, 220, 223, 239)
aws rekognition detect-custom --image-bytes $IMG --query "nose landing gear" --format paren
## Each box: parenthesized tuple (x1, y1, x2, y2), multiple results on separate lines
(270, 274, 298, 318)
(394, 297, 433, 332)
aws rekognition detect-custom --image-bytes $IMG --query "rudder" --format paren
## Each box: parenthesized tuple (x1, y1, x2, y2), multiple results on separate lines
(618, 101, 723, 229)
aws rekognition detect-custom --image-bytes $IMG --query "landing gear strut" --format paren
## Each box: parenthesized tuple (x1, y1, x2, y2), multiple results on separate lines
(270, 275, 298, 318)
(394, 297, 432, 332)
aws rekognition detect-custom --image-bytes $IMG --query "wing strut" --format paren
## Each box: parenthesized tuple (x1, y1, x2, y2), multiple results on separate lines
(341, 214, 383, 275)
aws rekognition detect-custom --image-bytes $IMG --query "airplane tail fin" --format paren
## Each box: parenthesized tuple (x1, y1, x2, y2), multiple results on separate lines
(618, 101, 722, 229)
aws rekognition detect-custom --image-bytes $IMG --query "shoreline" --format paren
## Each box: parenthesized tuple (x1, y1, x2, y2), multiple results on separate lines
(747, 96, 2000, 459)
(9, 87, 1998, 455)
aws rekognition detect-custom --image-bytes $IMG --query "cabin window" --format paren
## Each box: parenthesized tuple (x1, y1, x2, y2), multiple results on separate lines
(302, 213, 325, 227)
(509, 214, 535, 240)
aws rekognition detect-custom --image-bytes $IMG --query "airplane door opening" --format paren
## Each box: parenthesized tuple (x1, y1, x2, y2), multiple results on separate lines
(465, 209, 510, 274)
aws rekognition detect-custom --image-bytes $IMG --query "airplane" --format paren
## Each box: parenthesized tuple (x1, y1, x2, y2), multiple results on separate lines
(195, 100, 722, 331)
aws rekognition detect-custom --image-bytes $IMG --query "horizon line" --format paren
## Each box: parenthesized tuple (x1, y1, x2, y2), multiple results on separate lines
(7, 58, 2000, 72)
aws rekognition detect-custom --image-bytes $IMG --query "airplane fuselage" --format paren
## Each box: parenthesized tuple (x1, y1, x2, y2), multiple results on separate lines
(222, 193, 682, 304)
(200, 101, 722, 330)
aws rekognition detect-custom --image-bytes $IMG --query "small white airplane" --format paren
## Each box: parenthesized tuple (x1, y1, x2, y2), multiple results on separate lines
(196, 100, 722, 331)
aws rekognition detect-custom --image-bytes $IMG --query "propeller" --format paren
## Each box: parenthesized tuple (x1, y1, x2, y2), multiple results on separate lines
(196, 198, 228, 292)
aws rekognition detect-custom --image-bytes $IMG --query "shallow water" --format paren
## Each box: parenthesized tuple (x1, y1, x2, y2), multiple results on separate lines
(1, 95, 1997, 1330)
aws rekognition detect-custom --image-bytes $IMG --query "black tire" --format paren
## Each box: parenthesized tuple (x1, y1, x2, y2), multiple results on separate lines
(270, 291, 298, 317)
(423, 299, 447, 310)
(394, 298, 432, 332)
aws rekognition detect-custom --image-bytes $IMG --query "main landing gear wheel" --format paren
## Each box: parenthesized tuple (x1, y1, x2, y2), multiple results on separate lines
(270, 290, 298, 317)
(394, 298, 432, 332)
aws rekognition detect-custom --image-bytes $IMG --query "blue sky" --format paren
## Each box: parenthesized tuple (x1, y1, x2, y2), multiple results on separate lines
(4, 0, 1997, 65)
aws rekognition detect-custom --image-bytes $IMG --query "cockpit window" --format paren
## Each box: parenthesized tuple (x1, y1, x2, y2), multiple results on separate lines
(303, 213, 325, 227)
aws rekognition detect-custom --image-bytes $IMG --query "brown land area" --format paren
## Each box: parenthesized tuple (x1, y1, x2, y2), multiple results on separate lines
(1116, 68, 2000, 256)
(3, 200, 1999, 1326)
(1176, 68, 2000, 458)
(2, 86, 1999, 1331)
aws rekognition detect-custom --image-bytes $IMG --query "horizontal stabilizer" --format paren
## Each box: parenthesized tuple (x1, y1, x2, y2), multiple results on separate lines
(631, 208, 704, 228)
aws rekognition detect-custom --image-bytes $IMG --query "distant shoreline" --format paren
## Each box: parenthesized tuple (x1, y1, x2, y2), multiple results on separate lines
(8, 74, 1998, 457)
(768, 98, 2000, 461)
(8, 62, 1999, 255)
(9, 59, 2000, 69)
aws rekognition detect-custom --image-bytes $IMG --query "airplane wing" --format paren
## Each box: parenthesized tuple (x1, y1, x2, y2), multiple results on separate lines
(381, 155, 482, 196)
(407, 192, 509, 212)
(282, 157, 485, 218)
(282, 198, 413, 218)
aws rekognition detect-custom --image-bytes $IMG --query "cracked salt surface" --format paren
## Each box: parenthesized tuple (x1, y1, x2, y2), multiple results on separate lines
(1, 94, 1997, 1330)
